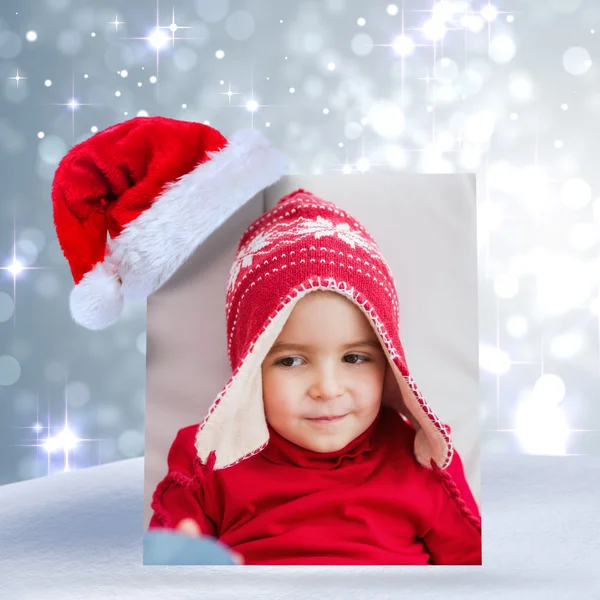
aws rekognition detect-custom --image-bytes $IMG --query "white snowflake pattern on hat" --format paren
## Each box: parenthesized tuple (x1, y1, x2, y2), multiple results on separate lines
(292, 216, 380, 253)
(227, 216, 380, 294)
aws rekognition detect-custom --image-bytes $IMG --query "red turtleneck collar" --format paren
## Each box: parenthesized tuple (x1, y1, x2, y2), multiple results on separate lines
(261, 409, 382, 470)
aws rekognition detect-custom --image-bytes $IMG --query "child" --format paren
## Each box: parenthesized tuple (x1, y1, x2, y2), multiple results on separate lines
(149, 189, 482, 566)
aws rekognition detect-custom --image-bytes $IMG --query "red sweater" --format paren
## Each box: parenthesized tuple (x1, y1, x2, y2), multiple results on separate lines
(150, 407, 481, 565)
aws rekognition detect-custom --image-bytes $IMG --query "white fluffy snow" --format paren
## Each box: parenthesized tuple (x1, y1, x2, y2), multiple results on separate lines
(1, 455, 598, 599)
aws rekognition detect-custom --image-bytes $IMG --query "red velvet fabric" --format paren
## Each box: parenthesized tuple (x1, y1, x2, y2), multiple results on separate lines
(51, 116, 228, 284)
(150, 406, 481, 565)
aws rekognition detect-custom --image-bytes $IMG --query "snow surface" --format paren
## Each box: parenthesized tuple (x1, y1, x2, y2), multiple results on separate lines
(1, 455, 598, 599)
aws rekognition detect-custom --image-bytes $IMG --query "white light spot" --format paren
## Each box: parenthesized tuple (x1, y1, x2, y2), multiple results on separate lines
(464, 110, 495, 144)
(506, 316, 528, 338)
(215, 49, 225, 59)
(550, 332, 583, 359)
(561, 103, 569, 110)
(289, 87, 295, 93)
(568, 222, 597, 251)
(246, 99, 259, 112)
(342, 164, 352, 174)
(327, 62, 336, 70)
(115, 90, 121, 97)
(26, 31, 37, 42)
(515, 390, 569, 455)
(489, 35, 516, 64)
(369, 102, 405, 138)
(357, 17, 366, 26)
(560, 178, 592, 209)
(91, 32, 96, 37)
(323, 108, 329, 114)
(356, 157, 371, 172)
(120, 69, 128, 78)
(562, 46, 592, 75)
(137, 110, 149, 117)
(45, 79, 52, 87)
(481, 4, 498, 21)
(433, 1, 455, 21)
(0, 355, 21, 385)
(461, 14, 484, 33)
(387, 4, 399, 16)
(479, 345, 510, 374)
(6, 259, 24, 276)
(149, 75, 157, 84)
(43, 426, 79, 454)
(392, 34, 414, 57)
(533, 374, 567, 406)
(554, 139, 563, 149)
(494, 274, 519, 299)
(509, 74, 534, 101)
(423, 18, 446, 41)
(148, 28, 169, 49)
(91, 126, 98, 132)
(37, 132, 45, 139)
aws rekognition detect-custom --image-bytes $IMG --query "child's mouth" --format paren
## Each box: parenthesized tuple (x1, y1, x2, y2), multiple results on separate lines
(306, 414, 347, 424)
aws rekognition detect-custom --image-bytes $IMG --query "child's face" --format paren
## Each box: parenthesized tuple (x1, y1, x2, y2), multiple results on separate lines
(261, 291, 387, 453)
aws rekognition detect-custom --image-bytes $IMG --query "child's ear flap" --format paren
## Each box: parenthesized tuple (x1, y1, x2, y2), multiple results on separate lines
(380, 359, 451, 469)
(381, 362, 415, 425)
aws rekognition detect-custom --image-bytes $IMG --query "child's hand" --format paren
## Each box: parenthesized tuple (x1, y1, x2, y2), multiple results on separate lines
(176, 518, 202, 537)
(175, 518, 245, 565)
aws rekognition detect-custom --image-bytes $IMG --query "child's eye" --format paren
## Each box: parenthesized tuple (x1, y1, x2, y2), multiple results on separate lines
(344, 353, 370, 364)
(275, 356, 303, 368)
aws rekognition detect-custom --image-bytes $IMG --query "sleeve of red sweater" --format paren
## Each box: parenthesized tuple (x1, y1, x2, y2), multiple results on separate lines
(422, 448, 482, 566)
(148, 424, 218, 537)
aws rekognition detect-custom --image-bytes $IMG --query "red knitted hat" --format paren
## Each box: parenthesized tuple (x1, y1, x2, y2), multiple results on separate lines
(194, 189, 454, 472)
(51, 116, 287, 330)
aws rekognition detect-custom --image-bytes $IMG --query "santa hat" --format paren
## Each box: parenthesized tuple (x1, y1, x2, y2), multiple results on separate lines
(194, 189, 454, 472)
(51, 116, 288, 330)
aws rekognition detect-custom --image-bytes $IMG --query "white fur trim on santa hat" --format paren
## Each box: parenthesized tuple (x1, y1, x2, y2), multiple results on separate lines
(108, 128, 289, 300)
(69, 261, 123, 331)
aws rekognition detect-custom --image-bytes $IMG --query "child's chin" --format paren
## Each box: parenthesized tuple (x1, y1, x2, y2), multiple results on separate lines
(301, 432, 354, 453)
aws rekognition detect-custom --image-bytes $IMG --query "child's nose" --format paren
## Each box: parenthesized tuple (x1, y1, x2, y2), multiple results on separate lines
(309, 365, 344, 401)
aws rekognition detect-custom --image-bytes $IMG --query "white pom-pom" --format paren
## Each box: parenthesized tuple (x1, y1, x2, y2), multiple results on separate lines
(69, 262, 124, 330)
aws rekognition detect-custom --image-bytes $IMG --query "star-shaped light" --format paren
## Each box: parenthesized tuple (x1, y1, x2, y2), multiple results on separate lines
(43, 426, 79, 454)
(45, 68, 99, 144)
(4, 258, 24, 276)
(392, 34, 414, 57)
(226, 67, 284, 127)
(166, 7, 191, 45)
(148, 28, 169, 49)
(110, 14, 125, 31)
(422, 17, 447, 41)
(419, 68, 434, 90)
(481, 3, 499, 22)
(219, 82, 240, 105)
(8, 69, 27, 87)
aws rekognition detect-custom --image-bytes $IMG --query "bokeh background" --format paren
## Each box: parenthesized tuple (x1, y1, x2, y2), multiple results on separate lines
(1, 0, 598, 485)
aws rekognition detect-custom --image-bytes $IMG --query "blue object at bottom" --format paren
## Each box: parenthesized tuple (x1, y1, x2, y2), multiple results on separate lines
(143, 531, 238, 565)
